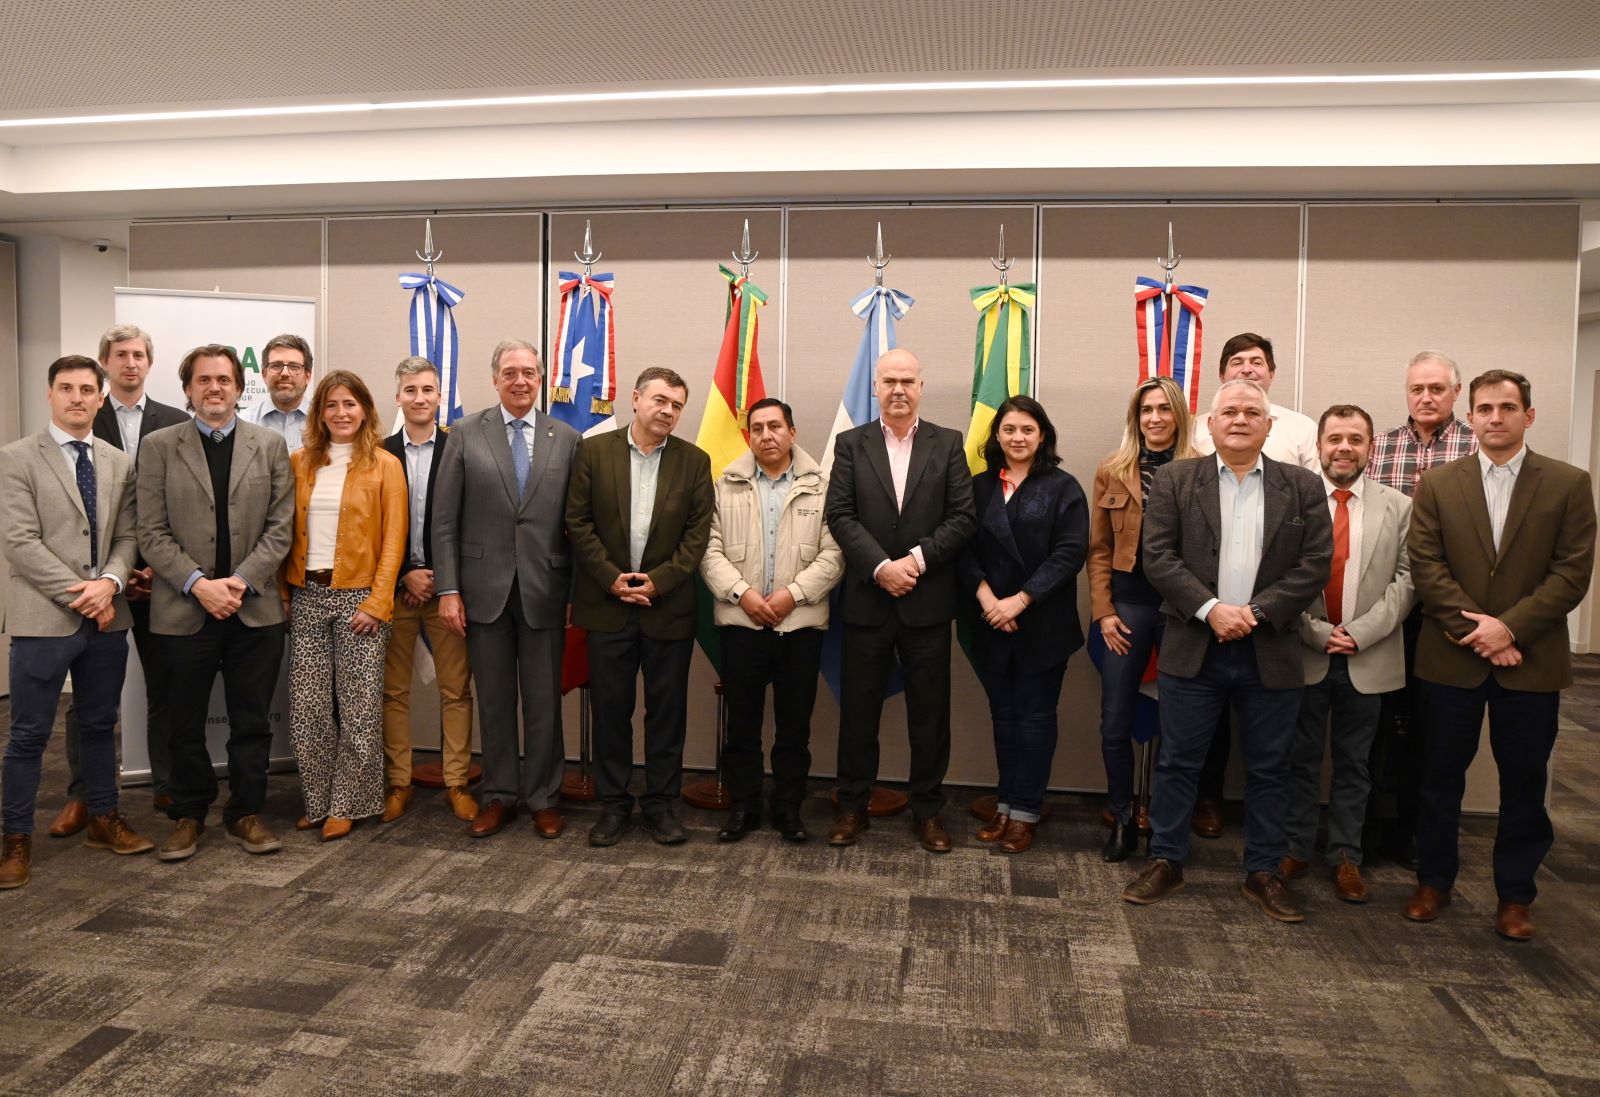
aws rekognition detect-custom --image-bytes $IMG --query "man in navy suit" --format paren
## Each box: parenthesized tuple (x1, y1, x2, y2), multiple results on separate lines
(824, 349, 977, 852)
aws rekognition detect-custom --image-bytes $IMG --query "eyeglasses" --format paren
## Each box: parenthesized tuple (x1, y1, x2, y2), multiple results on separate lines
(264, 362, 307, 375)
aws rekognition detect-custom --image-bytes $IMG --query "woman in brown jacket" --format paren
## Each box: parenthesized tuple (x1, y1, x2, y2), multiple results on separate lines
(281, 371, 408, 840)
(1088, 376, 1198, 861)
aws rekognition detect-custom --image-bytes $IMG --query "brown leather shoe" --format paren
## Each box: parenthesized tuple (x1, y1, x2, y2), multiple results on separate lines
(1242, 871, 1305, 923)
(152, 792, 175, 812)
(1403, 884, 1451, 923)
(83, 812, 155, 855)
(828, 811, 869, 846)
(1279, 855, 1310, 881)
(226, 815, 283, 854)
(295, 815, 323, 831)
(381, 785, 413, 823)
(916, 816, 952, 853)
(48, 800, 88, 838)
(0, 834, 31, 889)
(1191, 798, 1224, 839)
(1495, 901, 1535, 941)
(321, 817, 353, 842)
(469, 800, 511, 838)
(1331, 857, 1368, 904)
(1122, 858, 1184, 904)
(532, 808, 565, 839)
(976, 812, 1010, 842)
(446, 785, 480, 822)
(999, 819, 1036, 854)
(158, 819, 203, 862)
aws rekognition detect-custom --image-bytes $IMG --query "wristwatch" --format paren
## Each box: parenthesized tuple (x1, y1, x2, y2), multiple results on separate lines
(1248, 602, 1268, 626)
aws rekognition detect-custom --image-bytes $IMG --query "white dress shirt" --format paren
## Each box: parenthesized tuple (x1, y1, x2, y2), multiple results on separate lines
(1322, 472, 1365, 626)
(1479, 446, 1527, 552)
(873, 418, 927, 578)
(1198, 453, 1265, 621)
(627, 426, 663, 572)
(110, 394, 145, 460)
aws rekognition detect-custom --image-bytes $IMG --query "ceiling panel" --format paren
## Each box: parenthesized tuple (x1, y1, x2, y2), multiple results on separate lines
(2, 0, 1597, 114)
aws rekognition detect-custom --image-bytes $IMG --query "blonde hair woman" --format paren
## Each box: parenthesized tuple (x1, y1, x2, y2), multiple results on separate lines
(1087, 376, 1199, 861)
(281, 371, 408, 840)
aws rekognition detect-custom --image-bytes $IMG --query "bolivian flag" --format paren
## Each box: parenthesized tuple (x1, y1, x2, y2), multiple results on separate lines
(695, 265, 769, 478)
(963, 282, 1036, 475)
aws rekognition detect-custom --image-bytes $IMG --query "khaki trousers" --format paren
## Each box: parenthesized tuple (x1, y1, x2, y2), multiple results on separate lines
(381, 594, 475, 787)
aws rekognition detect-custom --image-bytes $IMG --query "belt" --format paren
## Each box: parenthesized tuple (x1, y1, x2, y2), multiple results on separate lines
(304, 569, 334, 586)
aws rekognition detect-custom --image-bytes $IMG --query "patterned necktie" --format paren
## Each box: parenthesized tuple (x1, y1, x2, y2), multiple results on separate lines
(70, 440, 98, 569)
(1325, 488, 1353, 627)
(511, 419, 530, 497)
(210, 428, 225, 444)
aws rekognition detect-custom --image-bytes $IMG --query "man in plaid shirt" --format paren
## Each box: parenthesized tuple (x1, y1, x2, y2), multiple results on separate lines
(1365, 350, 1477, 868)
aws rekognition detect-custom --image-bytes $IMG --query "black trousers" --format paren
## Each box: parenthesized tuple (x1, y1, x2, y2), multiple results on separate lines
(837, 617, 952, 822)
(587, 612, 694, 817)
(719, 625, 824, 812)
(1417, 677, 1560, 905)
(161, 616, 285, 825)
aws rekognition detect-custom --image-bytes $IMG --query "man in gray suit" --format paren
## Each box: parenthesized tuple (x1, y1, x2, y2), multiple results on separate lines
(1284, 405, 1413, 904)
(0, 356, 155, 889)
(1121, 379, 1332, 922)
(137, 344, 294, 863)
(433, 340, 579, 840)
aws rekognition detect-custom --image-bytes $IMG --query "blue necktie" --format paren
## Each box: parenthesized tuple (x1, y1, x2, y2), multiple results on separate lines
(511, 419, 530, 497)
(70, 440, 97, 569)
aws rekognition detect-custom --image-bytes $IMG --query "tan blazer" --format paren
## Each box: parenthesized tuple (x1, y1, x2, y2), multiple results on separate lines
(1086, 457, 1144, 622)
(136, 419, 295, 635)
(1409, 449, 1596, 692)
(280, 446, 409, 622)
(1297, 478, 1414, 694)
(0, 431, 136, 636)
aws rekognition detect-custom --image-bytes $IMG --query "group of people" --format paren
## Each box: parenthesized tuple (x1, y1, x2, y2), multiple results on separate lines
(0, 326, 1591, 943)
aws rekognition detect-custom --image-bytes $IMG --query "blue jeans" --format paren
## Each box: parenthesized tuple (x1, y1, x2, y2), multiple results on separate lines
(3, 620, 128, 834)
(974, 646, 1068, 822)
(1148, 639, 1302, 873)
(1286, 655, 1380, 865)
(1096, 602, 1164, 824)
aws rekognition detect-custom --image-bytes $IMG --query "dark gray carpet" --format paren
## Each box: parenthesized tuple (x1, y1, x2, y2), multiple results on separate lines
(3, 658, 1600, 1095)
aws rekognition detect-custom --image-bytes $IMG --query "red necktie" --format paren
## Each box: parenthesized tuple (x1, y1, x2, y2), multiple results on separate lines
(1325, 488, 1353, 627)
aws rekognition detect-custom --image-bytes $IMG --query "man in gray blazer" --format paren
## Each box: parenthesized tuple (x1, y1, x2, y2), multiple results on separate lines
(1121, 379, 1332, 922)
(137, 345, 294, 863)
(1, 356, 153, 890)
(433, 340, 579, 840)
(1285, 405, 1413, 904)
(51, 324, 189, 838)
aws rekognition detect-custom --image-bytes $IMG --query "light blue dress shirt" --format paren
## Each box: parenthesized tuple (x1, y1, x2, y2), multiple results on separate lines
(1197, 454, 1265, 621)
(627, 428, 664, 572)
(754, 464, 795, 596)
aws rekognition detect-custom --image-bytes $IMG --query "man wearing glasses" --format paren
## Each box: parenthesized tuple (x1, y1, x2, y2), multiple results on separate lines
(240, 334, 312, 452)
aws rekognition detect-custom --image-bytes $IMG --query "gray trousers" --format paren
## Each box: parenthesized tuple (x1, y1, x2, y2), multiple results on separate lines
(1286, 655, 1381, 866)
(465, 586, 565, 811)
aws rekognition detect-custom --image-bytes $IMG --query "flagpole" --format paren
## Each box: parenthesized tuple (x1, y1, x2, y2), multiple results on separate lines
(1157, 221, 1182, 375)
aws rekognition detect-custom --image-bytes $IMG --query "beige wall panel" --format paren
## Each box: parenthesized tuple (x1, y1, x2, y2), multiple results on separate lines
(1038, 205, 1303, 791)
(326, 213, 543, 416)
(1302, 204, 1581, 460)
(548, 209, 784, 773)
(784, 205, 1035, 787)
(0, 239, 15, 691)
(129, 219, 322, 301)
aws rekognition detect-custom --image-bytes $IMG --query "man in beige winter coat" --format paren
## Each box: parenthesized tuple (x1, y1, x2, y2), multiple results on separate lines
(700, 398, 843, 843)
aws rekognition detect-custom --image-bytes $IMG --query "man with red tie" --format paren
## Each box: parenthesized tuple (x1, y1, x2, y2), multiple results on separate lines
(1284, 406, 1413, 903)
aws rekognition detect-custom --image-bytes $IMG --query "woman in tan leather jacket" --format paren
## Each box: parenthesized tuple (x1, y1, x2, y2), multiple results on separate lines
(280, 371, 407, 840)
(1087, 376, 1198, 862)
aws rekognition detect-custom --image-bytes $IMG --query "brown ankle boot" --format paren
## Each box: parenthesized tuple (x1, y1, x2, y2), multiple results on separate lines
(84, 811, 155, 855)
(0, 833, 32, 889)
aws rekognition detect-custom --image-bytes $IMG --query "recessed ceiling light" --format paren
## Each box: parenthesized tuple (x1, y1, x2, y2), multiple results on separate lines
(0, 70, 1595, 129)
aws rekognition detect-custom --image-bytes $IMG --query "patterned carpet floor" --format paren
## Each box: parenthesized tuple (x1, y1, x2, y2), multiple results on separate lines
(3, 659, 1600, 1095)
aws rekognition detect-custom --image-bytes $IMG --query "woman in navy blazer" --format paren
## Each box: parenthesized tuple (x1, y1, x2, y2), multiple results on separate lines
(959, 396, 1088, 853)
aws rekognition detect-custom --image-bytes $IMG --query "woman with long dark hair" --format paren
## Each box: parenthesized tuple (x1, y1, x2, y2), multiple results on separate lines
(959, 395, 1088, 854)
(1087, 375, 1199, 861)
(281, 370, 408, 840)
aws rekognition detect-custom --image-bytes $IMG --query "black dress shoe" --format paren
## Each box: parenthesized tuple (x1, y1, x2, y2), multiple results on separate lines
(1389, 831, 1419, 870)
(642, 810, 688, 845)
(588, 812, 632, 847)
(717, 809, 760, 842)
(772, 809, 808, 843)
(1102, 820, 1138, 862)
